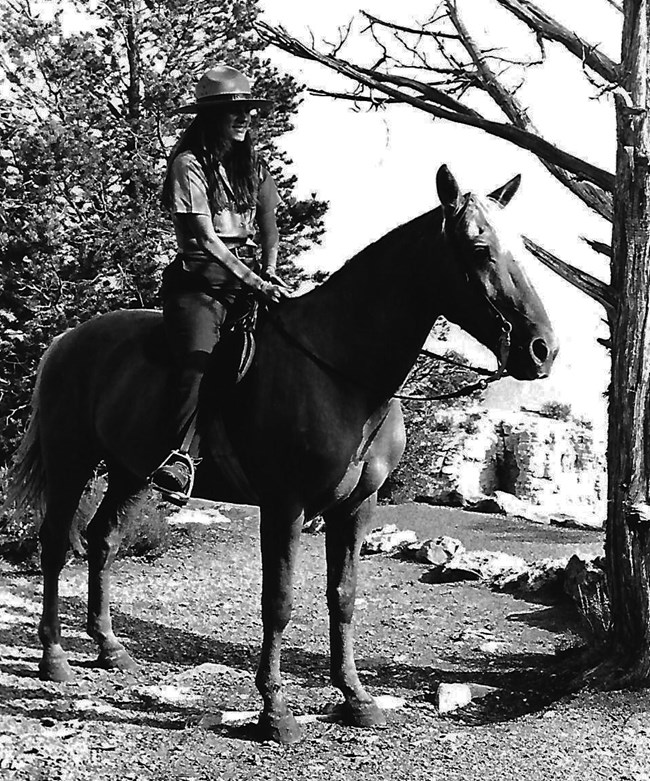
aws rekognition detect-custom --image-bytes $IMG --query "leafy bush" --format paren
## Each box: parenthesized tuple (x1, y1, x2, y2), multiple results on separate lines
(0, 470, 175, 564)
(538, 401, 572, 421)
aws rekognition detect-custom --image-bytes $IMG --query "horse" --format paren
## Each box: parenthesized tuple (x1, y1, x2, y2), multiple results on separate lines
(4, 165, 558, 743)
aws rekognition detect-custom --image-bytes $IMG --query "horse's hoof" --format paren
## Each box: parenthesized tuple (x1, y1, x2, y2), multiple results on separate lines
(96, 648, 139, 673)
(39, 655, 74, 683)
(257, 710, 302, 744)
(341, 698, 386, 728)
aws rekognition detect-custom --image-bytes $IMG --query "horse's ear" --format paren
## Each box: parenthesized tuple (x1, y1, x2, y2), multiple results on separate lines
(488, 174, 521, 207)
(436, 165, 461, 214)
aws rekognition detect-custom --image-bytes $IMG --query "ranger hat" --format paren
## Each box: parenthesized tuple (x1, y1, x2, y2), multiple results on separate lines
(175, 65, 272, 114)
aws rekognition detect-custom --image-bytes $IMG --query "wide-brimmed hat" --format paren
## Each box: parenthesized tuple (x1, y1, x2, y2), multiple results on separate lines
(175, 65, 272, 114)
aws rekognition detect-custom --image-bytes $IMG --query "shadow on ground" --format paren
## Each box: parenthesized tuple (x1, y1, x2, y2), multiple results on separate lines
(0, 592, 581, 732)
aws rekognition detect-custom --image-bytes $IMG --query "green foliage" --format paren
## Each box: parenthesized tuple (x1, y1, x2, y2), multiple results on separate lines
(0, 0, 327, 464)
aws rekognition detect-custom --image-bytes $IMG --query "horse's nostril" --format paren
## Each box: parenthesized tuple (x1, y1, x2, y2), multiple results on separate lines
(531, 337, 549, 365)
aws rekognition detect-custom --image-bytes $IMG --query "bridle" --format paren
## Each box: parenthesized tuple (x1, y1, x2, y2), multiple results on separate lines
(394, 302, 511, 402)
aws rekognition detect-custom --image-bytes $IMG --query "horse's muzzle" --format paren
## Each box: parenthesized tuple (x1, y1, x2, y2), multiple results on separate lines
(527, 333, 559, 379)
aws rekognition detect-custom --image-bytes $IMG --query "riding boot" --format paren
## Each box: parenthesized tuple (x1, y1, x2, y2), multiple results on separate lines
(151, 353, 208, 504)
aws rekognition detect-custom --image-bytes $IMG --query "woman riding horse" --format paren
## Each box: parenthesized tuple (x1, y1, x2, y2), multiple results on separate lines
(152, 65, 285, 502)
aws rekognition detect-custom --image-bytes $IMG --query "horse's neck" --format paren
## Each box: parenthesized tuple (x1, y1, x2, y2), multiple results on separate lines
(284, 210, 448, 401)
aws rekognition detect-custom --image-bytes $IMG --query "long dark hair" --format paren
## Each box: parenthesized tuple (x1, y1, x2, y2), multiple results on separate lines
(162, 108, 259, 213)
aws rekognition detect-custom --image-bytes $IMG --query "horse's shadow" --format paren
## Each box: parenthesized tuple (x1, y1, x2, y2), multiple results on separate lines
(0, 592, 581, 732)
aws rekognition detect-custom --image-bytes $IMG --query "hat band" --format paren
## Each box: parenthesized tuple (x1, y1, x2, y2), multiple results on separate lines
(196, 92, 256, 102)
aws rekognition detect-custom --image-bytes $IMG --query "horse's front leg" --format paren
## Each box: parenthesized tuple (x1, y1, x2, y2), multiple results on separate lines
(255, 504, 304, 744)
(324, 493, 386, 727)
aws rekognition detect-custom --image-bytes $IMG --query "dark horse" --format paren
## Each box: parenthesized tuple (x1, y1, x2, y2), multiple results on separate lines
(5, 166, 557, 742)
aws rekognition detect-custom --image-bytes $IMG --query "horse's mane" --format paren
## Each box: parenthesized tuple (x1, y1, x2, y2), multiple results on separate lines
(312, 207, 441, 293)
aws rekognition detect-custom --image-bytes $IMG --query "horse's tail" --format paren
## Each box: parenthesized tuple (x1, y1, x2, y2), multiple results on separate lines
(0, 337, 60, 524)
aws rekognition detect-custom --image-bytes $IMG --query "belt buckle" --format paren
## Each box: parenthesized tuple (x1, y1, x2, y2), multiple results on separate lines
(237, 245, 255, 260)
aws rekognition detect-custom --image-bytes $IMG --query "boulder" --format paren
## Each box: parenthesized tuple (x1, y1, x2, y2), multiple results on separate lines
(361, 524, 419, 555)
(436, 683, 472, 714)
(466, 496, 505, 515)
(549, 512, 603, 530)
(416, 489, 468, 508)
(414, 536, 465, 565)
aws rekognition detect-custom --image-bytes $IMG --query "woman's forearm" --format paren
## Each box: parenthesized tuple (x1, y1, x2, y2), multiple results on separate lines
(258, 209, 279, 273)
(187, 214, 266, 292)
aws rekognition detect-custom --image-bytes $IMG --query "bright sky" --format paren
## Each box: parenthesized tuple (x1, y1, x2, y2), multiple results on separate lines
(260, 0, 620, 429)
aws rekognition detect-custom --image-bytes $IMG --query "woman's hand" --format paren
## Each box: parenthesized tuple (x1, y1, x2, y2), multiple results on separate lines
(257, 280, 285, 305)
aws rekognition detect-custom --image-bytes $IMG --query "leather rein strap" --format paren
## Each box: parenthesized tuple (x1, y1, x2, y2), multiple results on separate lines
(265, 301, 512, 403)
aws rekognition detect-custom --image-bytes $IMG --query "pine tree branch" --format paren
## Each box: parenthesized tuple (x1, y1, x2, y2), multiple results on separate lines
(257, 22, 615, 193)
(493, 0, 620, 84)
(523, 236, 615, 313)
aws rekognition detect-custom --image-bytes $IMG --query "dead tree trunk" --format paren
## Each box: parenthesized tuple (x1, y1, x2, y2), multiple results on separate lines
(605, 0, 650, 683)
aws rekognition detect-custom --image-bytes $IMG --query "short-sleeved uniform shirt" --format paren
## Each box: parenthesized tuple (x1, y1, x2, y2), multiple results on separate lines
(167, 149, 280, 288)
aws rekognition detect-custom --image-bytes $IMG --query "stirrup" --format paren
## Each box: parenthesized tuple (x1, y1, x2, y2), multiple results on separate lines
(152, 450, 196, 506)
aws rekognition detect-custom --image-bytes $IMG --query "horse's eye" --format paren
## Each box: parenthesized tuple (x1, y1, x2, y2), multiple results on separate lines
(476, 246, 493, 265)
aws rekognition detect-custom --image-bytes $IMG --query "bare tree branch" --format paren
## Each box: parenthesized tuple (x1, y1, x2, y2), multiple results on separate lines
(444, 1, 613, 219)
(361, 11, 461, 40)
(523, 236, 615, 314)
(493, 0, 620, 84)
(257, 22, 615, 193)
(582, 237, 612, 256)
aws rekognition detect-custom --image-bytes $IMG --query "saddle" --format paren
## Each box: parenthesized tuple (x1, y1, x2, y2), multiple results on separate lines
(216, 293, 259, 385)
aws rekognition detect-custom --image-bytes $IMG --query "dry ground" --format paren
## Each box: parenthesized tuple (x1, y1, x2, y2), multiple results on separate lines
(1, 502, 649, 781)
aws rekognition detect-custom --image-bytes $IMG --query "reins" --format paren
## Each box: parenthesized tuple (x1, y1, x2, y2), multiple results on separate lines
(394, 311, 511, 401)
(265, 300, 512, 403)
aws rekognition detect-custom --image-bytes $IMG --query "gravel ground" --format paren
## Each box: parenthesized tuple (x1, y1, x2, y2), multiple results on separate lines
(2, 501, 648, 781)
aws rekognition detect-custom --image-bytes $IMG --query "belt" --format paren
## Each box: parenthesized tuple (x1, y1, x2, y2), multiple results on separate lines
(222, 241, 257, 259)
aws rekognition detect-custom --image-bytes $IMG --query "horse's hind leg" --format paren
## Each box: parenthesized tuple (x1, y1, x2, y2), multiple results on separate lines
(39, 466, 93, 682)
(324, 493, 386, 727)
(85, 464, 146, 672)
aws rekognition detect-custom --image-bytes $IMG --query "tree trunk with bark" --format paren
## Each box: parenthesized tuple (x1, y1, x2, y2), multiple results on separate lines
(605, 0, 650, 683)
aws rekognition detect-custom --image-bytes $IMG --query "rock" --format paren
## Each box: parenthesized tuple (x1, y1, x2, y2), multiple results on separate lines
(361, 524, 419, 555)
(423, 566, 481, 584)
(549, 512, 603, 530)
(132, 684, 199, 706)
(168, 508, 230, 526)
(467, 683, 499, 700)
(302, 516, 325, 534)
(492, 491, 550, 524)
(436, 683, 472, 714)
(176, 662, 248, 682)
(479, 640, 509, 655)
(456, 550, 528, 583)
(416, 489, 467, 508)
(415, 536, 465, 565)
(466, 496, 505, 514)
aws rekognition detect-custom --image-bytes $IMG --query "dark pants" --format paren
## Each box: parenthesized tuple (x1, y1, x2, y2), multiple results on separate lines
(161, 257, 240, 454)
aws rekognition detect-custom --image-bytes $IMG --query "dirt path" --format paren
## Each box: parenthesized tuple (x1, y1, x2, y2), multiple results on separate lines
(1, 502, 647, 781)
